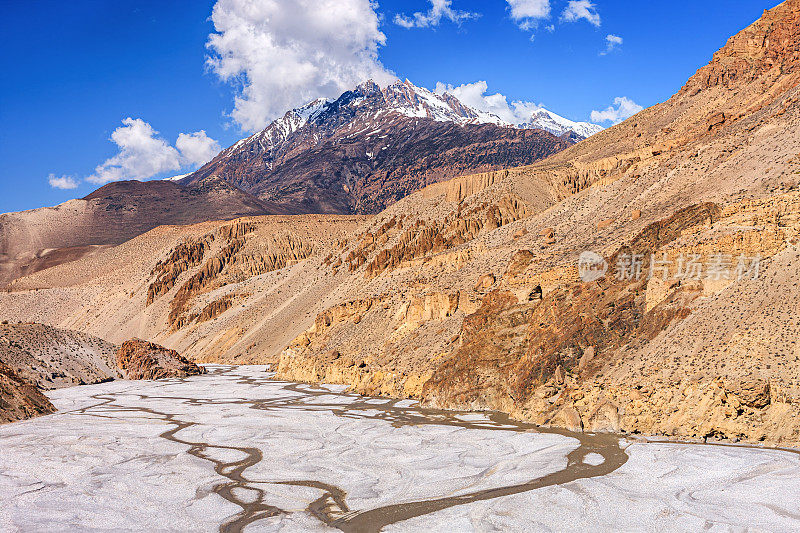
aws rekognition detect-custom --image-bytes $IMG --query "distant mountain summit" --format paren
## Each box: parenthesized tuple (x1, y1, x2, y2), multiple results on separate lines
(215, 79, 599, 165)
(521, 109, 604, 139)
(183, 79, 585, 214)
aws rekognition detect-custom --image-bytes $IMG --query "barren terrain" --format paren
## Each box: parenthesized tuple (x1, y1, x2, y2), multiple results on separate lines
(2, 1, 800, 446)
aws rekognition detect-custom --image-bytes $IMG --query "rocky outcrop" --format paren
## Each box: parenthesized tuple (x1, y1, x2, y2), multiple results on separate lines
(345, 195, 529, 278)
(421, 170, 509, 203)
(0, 361, 55, 424)
(165, 222, 317, 330)
(147, 237, 213, 305)
(168, 238, 247, 329)
(401, 292, 460, 329)
(197, 295, 235, 323)
(689, 0, 800, 90)
(116, 339, 205, 380)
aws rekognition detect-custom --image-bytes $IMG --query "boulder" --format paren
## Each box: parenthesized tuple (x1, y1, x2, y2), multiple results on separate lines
(551, 407, 583, 432)
(116, 339, 205, 380)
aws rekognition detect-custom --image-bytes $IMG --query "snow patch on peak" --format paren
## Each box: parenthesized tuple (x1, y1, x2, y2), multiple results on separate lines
(296, 98, 332, 122)
(522, 109, 604, 138)
(218, 78, 603, 163)
(381, 79, 506, 125)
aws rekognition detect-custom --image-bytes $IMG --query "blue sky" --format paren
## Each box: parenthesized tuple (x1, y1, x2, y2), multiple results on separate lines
(0, 0, 775, 213)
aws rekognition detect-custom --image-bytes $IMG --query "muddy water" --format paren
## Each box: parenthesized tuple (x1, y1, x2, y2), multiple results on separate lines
(61, 366, 627, 533)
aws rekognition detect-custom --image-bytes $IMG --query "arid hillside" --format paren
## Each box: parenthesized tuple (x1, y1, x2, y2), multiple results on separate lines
(0, 322, 121, 389)
(0, 321, 117, 423)
(0, 215, 367, 364)
(2, 1, 800, 444)
(0, 177, 289, 285)
(0, 361, 55, 424)
(0, 322, 207, 423)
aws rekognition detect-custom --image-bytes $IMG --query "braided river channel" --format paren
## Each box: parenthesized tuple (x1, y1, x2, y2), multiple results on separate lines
(1, 366, 799, 531)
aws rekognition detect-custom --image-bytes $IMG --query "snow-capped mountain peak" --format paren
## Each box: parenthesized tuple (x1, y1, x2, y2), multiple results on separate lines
(214, 79, 602, 167)
(361, 79, 507, 125)
(521, 109, 604, 139)
(218, 97, 332, 159)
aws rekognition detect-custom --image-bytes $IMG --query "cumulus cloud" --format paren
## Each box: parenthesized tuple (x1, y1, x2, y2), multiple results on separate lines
(434, 80, 543, 125)
(601, 34, 623, 55)
(176, 131, 221, 167)
(87, 118, 220, 185)
(505, 0, 551, 31)
(561, 0, 601, 27)
(48, 174, 78, 190)
(394, 0, 479, 29)
(206, 0, 396, 133)
(590, 96, 643, 125)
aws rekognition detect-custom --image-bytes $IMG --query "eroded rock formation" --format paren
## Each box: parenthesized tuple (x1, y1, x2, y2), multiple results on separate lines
(116, 339, 205, 380)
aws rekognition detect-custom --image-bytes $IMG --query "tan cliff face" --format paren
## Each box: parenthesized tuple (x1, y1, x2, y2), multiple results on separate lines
(2, 2, 800, 444)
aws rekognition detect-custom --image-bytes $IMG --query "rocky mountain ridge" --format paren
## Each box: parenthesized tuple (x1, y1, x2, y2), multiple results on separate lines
(213, 79, 600, 163)
(182, 79, 583, 214)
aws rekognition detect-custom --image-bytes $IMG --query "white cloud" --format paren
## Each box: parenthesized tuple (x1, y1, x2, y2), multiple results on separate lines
(561, 0, 601, 27)
(434, 80, 542, 125)
(176, 131, 221, 166)
(590, 96, 643, 125)
(48, 174, 78, 190)
(87, 118, 220, 185)
(601, 34, 623, 55)
(206, 0, 396, 133)
(394, 0, 479, 29)
(88, 118, 180, 185)
(505, 0, 551, 31)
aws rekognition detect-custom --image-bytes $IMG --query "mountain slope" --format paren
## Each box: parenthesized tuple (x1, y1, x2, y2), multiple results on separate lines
(266, 0, 800, 444)
(0, 177, 287, 285)
(0, 323, 121, 389)
(183, 80, 578, 214)
(265, 0, 800, 444)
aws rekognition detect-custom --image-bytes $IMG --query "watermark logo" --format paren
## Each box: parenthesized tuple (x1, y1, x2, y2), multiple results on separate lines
(578, 251, 608, 282)
(578, 251, 762, 282)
